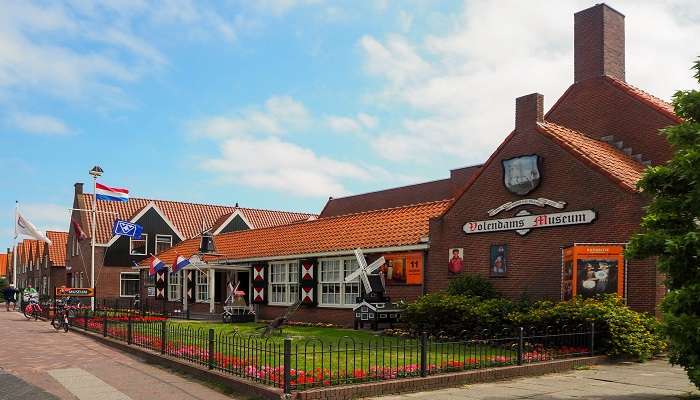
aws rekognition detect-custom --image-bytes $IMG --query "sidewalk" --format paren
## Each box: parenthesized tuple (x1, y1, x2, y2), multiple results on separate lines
(0, 310, 238, 400)
(369, 358, 699, 400)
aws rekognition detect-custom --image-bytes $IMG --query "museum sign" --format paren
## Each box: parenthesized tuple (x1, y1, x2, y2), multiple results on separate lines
(463, 210, 596, 235)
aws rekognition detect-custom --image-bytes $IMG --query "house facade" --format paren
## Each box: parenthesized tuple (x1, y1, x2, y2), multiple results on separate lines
(12, 232, 68, 297)
(66, 182, 316, 303)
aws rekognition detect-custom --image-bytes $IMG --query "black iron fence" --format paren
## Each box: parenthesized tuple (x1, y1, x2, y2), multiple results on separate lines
(46, 308, 600, 394)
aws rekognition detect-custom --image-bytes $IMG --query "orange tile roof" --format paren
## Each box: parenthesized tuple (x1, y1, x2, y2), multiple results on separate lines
(604, 76, 681, 123)
(0, 254, 7, 276)
(145, 200, 449, 266)
(537, 121, 645, 191)
(46, 231, 68, 267)
(75, 194, 316, 244)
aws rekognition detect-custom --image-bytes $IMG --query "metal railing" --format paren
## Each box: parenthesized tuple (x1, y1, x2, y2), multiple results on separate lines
(63, 309, 598, 394)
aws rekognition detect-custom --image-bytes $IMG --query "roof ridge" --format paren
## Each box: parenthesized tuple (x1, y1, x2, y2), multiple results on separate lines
(602, 76, 680, 122)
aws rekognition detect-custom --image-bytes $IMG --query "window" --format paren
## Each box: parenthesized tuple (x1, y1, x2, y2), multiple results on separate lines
(79, 272, 84, 288)
(269, 261, 299, 305)
(130, 234, 148, 255)
(72, 236, 80, 256)
(155, 235, 172, 255)
(169, 271, 182, 301)
(196, 271, 209, 302)
(120, 272, 139, 297)
(42, 276, 48, 295)
(318, 258, 360, 307)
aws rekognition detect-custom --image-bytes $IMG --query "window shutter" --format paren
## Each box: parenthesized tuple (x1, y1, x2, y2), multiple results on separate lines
(156, 270, 167, 299)
(299, 259, 317, 306)
(186, 270, 194, 304)
(252, 263, 267, 304)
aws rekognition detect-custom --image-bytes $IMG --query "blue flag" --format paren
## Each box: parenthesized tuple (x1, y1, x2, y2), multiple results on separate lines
(112, 219, 144, 239)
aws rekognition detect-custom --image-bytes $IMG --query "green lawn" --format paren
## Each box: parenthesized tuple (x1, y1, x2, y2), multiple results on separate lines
(161, 320, 517, 376)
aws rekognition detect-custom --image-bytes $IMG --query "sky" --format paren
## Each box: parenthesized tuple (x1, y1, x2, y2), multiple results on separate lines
(1, 0, 699, 250)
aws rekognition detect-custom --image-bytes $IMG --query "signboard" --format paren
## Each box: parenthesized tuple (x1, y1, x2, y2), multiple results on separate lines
(55, 287, 95, 297)
(562, 244, 625, 300)
(147, 286, 156, 297)
(490, 244, 507, 277)
(112, 219, 144, 239)
(383, 252, 423, 285)
(464, 210, 596, 235)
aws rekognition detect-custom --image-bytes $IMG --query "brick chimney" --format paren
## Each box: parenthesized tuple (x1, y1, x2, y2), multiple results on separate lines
(74, 182, 84, 195)
(515, 93, 544, 131)
(574, 3, 625, 83)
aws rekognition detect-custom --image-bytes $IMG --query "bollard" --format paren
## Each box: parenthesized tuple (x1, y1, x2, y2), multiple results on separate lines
(103, 311, 108, 337)
(590, 321, 595, 355)
(127, 314, 132, 345)
(161, 320, 167, 355)
(208, 329, 215, 370)
(517, 327, 524, 365)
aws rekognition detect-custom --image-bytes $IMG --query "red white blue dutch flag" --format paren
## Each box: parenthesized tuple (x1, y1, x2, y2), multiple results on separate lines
(149, 256, 166, 276)
(172, 254, 191, 273)
(95, 183, 129, 202)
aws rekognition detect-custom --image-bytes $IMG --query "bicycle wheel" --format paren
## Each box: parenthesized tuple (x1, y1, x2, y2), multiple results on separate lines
(51, 316, 62, 330)
(63, 317, 69, 332)
(23, 305, 31, 319)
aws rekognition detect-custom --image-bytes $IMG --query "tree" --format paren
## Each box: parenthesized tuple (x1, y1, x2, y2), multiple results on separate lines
(627, 58, 700, 388)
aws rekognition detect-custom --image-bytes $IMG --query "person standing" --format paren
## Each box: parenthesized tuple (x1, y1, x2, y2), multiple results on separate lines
(4, 284, 18, 311)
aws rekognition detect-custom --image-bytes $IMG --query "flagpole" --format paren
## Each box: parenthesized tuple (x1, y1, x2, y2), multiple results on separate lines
(12, 201, 18, 287)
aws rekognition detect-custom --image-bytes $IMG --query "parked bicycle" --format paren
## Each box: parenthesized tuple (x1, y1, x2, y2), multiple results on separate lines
(23, 293, 42, 320)
(51, 298, 80, 332)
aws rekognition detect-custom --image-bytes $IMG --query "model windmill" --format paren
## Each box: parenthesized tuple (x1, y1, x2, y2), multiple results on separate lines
(345, 248, 388, 303)
(346, 248, 403, 330)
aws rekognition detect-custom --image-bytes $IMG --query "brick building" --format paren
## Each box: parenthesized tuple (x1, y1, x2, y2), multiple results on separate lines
(66, 182, 315, 302)
(141, 3, 677, 324)
(13, 232, 68, 297)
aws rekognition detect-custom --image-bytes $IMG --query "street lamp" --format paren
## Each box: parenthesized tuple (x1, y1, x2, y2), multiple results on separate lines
(89, 165, 103, 310)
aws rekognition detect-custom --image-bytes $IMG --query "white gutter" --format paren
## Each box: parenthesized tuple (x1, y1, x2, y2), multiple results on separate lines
(214, 243, 429, 264)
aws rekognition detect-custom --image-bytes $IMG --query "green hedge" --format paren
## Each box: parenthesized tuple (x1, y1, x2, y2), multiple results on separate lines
(403, 294, 666, 361)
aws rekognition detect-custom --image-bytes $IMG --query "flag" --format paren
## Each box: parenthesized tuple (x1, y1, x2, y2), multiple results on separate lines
(95, 183, 129, 202)
(15, 211, 51, 244)
(172, 255, 190, 273)
(149, 256, 166, 276)
(72, 219, 88, 241)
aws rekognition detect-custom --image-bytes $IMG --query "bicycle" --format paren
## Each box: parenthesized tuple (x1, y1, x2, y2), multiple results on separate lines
(23, 296, 42, 320)
(51, 301, 79, 332)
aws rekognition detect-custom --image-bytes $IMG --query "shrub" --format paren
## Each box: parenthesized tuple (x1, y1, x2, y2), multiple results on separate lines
(447, 273, 498, 299)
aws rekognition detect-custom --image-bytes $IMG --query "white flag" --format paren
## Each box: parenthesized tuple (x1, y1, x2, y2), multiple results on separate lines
(15, 211, 52, 245)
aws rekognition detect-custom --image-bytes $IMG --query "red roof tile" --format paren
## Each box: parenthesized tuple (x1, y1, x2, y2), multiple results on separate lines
(603, 76, 681, 123)
(0, 254, 7, 276)
(145, 200, 449, 265)
(537, 121, 645, 191)
(75, 194, 316, 244)
(319, 165, 481, 218)
(46, 231, 68, 267)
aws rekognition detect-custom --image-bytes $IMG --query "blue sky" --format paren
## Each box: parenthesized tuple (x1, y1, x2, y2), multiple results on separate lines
(1, 0, 699, 249)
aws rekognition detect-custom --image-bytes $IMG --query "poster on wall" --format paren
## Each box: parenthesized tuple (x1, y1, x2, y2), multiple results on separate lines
(562, 244, 625, 299)
(448, 248, 464, 274)
(384, 253, 423, 285)
(490, 245, 507, 276)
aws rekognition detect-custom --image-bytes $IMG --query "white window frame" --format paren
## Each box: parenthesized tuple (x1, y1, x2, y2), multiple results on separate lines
(129, 234, 148, 256)
(195, 270, 209, 303)
(72, 236, 80, 256)
(168, 270, 182, 301)
(155, 234, 173, 255)
(120, 272, 140, 297)
(268, 261, 299, 306)
(318, 257, 360, 308)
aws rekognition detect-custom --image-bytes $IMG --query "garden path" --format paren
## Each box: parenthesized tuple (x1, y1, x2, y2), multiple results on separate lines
(0, 310, 239, 400)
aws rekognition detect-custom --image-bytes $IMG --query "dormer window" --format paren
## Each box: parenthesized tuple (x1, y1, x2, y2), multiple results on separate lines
(130, 234, 148, 256)
(155, 234, 172, 255)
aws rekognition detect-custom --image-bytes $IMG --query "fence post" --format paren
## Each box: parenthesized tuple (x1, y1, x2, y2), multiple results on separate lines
(103, 311, 108, 337)
(127, 314, 132, 345)
(208, 329, 215, 370)
(84, 308, 88, 330)
(420, 332, 428, 377)
(186, 307, 191, 320)
(283, 337, 292, 394)
(161, 320, 167, 355)
(517, 327, 524, 365)
(589, 321, 595, 356)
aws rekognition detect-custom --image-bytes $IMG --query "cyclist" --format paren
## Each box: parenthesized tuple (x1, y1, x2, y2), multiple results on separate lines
(3, 284, 18, 311)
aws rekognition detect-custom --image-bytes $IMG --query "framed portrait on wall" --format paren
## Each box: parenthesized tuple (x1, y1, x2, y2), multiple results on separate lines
(448, 248, 464, 274)
(490, 245, 507, 277)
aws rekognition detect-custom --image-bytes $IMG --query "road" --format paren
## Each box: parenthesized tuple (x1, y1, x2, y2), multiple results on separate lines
(0, 310, 238, 400)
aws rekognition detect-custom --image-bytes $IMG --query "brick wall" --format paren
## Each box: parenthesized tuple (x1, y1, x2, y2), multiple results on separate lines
(427, 124, 661, 313)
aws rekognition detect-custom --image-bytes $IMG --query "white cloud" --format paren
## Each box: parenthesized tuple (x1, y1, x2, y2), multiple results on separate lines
(12, 113, 72, 135)
(189, 96, 310, 139)
(252, 0, 323, 16)
(203, 136, 372, 197)
(326, 112, 377, 134)
(18, 203, 70, 233)
(359, 0, 700, 163)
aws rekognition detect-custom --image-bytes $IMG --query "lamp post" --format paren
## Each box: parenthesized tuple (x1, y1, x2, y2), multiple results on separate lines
(89, 166, 103, 310)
